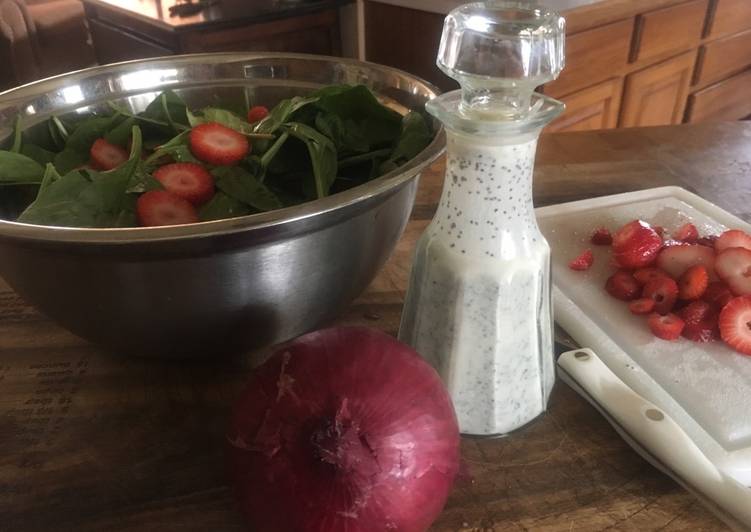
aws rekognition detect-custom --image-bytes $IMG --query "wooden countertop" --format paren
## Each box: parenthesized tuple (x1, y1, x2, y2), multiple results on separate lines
(3, 122, 750, 530)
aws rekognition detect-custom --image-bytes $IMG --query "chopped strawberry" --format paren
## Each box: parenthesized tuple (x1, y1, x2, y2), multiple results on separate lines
(605, 270, 641, 301)
(655, 244, 715, 280)
(90, 138, 128, 170)
(612, 220, 663, 269)
(136, 190, 199, 227)
(153, 162, 215, 206)
(715, 247, 751, 296)
(674, 223, 699, 243)
(718, 296, 751, 355)
(247, 105, 269, 123)
(678, 301, 717, 342)
(633, 267, 670, 286)
(697, 235, 718, 248)
(678, 264, 709, 300)
(704, 281, 734, 310)
(189, 122, 249, 166)
(569, 249, 594, 271)
(715, 229, 751, 253)
(642, 276, 679, 314)
(648, 312, 685, 341)
(629, 298, 656, 315)
(590, 227, 612, 246)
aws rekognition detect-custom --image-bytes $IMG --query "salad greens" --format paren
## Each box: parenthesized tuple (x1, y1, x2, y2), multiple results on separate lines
(0, 85, 433, 227)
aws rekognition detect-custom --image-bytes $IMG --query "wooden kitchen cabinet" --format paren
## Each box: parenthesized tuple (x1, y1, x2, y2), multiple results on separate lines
(705, 0, 751, 39)
(620, 51, 696, 127)
(694, 29, 751, 88)
(547, 78, 623, 132)
(630, 0, 708, 64)
(686, 69, 751, 122)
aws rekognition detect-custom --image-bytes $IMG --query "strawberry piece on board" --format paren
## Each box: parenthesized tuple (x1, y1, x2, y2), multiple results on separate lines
(648, 312, 685, 341)
(678, 301, 717, 343)
(678, 264, 709, 300)
(189, 122, 249, 166)
(642, 276, 679, 315)
(629, 298, 656, 315)
(605, 270, 641, 301)
(569, 249, 594, 271)
(590, 227, 612, 246)
(247, 105, 269, 123)
(715, 247, 751, 296)
(612, 220, 663, 269)
(718, 296, 751, 355)
(136, 190, 199, 227)
(153, 163, 215, 206)
(674, 223, 699, 243)
(704, 281, 734, 310)
(90, 138, 128, 170)
(715, 229, 751, 253)
(633, 267, 670, 286)
(655, 244, 716, 280)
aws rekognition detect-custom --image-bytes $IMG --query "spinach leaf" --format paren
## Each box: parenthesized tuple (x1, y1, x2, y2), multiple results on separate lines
(20, 143, 55, 165)
(48, 117, 68, 150)
(0, 151, 45, 184)
(105, 116, 137, 146)
(199, 192, 252, 221)
(191, 108, 254, 134)
(213, 166, 283, 212)
(19, 126, 144, 227)
(254, 95, 318, 135)
(144, 130, 197, 167)
(142, 90, 189, 129)
(53, 114, 121, 173)
(379, 111, 432, 173)
(314, 113, 369, 155)
(10, 116, 22, 153)
(284, 122, 338, 198)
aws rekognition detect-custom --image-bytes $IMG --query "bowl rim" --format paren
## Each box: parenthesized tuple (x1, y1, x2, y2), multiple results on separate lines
(0, 52, 445, 244)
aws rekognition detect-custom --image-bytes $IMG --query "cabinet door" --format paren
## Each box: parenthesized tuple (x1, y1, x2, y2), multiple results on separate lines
(687, 70, 751, 122)
(619, 51, 697, 127)
(547, 78, 623, 132)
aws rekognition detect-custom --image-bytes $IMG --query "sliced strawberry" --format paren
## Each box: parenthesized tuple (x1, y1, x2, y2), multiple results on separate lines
(674, 223, 699, 243)
(136, 190, 199, 227)
(655, 244, 715, 280)
(633, 267, 670, 286)
(90, 138, 128, 170)
(247, 105, 269, 123)
(718, 296, 751, 355)
(678, 301, 717, 342)
(715, 247, 751, 296)
(648, 312, 685, 341)
(605, 270, 641, 301)
(611, 220, 663, 269)
(189, 122, 249, 166)
(569, 249, 594, 271)
(590, 227, 612, 246)
(697, 235, 718, 248)
(678, 264, 709, 300)
(642, 276, 679, 314)
(715, 229, 751, 253)
(629, 298, 656, 315)
(704, 281, 734, 310)
(153, 162, 215, 206)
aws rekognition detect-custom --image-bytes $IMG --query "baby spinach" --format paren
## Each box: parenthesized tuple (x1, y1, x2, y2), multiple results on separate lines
(284, 122, 338, 199)
(213, 166, 283, 212)
(0, 151, 45, 184)
(199, 192, 252, 221)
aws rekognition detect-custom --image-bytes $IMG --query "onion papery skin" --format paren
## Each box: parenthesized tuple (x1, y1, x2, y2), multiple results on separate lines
(227, 326, 461, 532)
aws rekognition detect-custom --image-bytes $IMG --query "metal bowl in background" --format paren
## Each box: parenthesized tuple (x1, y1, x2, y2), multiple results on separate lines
(0, 53, 444, 358)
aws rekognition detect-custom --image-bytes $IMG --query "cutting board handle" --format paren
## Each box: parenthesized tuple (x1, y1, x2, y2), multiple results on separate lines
(558, 348, 751, 530)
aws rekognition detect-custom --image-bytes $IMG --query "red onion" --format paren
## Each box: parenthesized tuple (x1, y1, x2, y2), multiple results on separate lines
(227, 326, 460, 532)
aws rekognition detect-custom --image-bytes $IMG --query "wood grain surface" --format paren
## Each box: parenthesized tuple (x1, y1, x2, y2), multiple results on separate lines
(3, 122, 751, 531)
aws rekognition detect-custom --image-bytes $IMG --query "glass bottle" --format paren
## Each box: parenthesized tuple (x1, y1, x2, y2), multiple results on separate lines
(399, 1, 566, 436)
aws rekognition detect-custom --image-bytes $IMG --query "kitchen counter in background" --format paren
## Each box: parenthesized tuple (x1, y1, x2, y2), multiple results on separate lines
(364, 0, 751, 131)
(2, 121, 750, 530)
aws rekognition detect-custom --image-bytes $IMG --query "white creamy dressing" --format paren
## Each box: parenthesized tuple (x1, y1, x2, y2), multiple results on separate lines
(399, 131, 555, 435)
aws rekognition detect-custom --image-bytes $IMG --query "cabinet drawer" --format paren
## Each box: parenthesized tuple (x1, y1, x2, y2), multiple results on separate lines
(706, 0, 751, 39)
(631, 0, 708, 63)
(687, 69, 751, 122)
(620, 51, 696, 127)
(695, 29, 751, 87)
(544, 19, 631, 98)
(548, 78, 623, 132)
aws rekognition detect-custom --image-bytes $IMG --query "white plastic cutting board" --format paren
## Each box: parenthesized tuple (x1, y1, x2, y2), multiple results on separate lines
(536, 186, 751, 485)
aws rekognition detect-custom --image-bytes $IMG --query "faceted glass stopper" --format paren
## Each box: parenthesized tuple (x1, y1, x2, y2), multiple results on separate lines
(437, 1, 565, 118)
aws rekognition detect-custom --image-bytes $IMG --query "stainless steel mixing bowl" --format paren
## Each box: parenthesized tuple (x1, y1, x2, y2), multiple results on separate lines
(0, 53, 444, 358)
